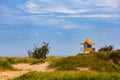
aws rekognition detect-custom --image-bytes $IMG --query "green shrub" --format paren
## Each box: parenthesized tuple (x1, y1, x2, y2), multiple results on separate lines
(28, 42, 49, 59)
(110, 51, 120, 64)
(96, 51, 120, 65)
(98, 45, 113, 52)
(0, 60, 13, 70)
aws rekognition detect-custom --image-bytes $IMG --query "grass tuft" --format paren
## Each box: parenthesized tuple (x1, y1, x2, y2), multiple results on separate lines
(0, 60, 13, 70)
(30, 59, 45, 65)
(12, 71, 120, 80)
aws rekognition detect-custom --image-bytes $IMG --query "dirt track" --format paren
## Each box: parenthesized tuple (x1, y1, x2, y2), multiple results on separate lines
(0, 62, 53, 80)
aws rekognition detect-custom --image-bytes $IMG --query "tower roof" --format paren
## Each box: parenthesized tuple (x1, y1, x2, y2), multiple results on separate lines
(81, 38, 94, 45)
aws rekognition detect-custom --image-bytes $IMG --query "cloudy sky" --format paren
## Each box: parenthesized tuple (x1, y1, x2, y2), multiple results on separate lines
(0, 0, 120, 56)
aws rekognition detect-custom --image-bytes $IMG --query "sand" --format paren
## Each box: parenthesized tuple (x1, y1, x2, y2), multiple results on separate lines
(0, 62, 53, 80)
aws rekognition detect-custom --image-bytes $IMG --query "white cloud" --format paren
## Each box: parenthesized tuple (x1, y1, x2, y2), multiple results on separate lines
(62, 24, 77, 29)
(47, 7, 90, 14)
(82, 14, 120, 18)
(106, 0, 120, 8)
(18, 0, 120, 18)
(19, 0, 90, 14)
(59, 14, 120, 18)
(21, 1, 44, 14)
(1, 0, 120, 25)
(61, 23, 93, 30)
(47, 19, 65, 24)
(56, 32, 62, 35)
(25, 1, 39, 13)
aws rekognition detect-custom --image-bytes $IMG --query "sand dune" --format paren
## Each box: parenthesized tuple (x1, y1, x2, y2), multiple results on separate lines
(0, 62, 53, 80)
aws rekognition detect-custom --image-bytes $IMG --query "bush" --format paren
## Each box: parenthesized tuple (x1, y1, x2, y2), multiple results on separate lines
(98, 45, 113, 52)
(0, 60, 13, 70)
(28, 42, 49, 59)
(96, 50, 120, 65)
(109, 51, 120, 64)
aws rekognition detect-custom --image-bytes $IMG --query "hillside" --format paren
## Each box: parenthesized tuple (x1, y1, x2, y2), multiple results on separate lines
(48, 51, 120, 72)
(0, 51, 120, 80)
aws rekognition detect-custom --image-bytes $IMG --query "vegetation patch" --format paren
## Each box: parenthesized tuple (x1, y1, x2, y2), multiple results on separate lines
(0, 57, 45, 64)
(0, 60, 13, 70)
(12, 71, 120, 80)
(96, 51, 120, 64)
(0, 57, 45, 70)
(30, 59, 45, 65)
(48, 53, 120, 72)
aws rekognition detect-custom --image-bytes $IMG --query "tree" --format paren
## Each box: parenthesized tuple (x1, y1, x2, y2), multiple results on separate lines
(98, 45, 114, 52)
(28, 42, 49, 59)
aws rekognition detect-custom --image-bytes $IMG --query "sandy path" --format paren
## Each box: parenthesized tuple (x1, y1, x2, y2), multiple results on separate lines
(12, 62, 51, 72)
(0, 62, 89, 80)
(0, 71, 28, 80)
(0, 62, 53, 80)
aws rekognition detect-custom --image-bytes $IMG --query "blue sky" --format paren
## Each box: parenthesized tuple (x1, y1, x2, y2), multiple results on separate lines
(0, 0, 120, 56)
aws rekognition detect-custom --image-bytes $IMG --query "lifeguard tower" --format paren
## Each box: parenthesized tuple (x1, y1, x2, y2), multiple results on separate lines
(81, 38, 95, 53)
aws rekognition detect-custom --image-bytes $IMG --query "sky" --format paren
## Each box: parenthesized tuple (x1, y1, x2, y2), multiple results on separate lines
(0, 0, 120, 57)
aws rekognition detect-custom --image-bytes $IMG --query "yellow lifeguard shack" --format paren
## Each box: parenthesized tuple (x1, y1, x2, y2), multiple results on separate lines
(81, 38, 95, 53)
